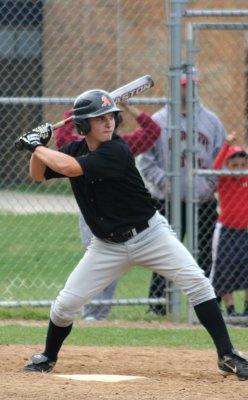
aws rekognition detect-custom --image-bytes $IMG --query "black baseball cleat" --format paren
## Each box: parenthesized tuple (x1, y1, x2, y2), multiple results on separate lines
(23, 353, 56, 373)
(218, 349, 248, 381)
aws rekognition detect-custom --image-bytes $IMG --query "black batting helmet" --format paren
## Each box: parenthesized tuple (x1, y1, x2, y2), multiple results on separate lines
(73, 89, 122, 135)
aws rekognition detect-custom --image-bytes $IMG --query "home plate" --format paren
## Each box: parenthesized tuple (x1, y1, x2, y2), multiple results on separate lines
(55, 374, 145, 382)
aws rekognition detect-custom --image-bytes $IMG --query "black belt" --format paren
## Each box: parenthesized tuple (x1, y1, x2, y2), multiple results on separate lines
(103, 221, 149, 243)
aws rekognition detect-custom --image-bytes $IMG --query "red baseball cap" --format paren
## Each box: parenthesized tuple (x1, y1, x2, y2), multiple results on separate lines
(181, 65, 199, 85)
(224, 145, 247, 162)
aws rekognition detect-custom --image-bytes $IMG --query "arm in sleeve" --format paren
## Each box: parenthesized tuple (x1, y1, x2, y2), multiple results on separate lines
(212, 117, 227, 160)
(53, 109, 82, 149)
(121, 112, 161, 156)
(212, 142, 229, 170)
(206, 116, 227, 189)
(137, 146, 168, 190)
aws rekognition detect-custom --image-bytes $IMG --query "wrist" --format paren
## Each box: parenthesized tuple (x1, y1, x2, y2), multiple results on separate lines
(32, 143, 45, 153)
(158, 176, 167, 190)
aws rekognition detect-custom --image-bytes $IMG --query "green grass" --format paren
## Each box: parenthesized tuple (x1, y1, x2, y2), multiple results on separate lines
(1, 211, 246, 323)
(0, 307, 51, 320)
(0, 324, 247, 350)
(0, 213, 83, 300)
(0, 212, 160, 320)
(1, 181, 72, 195)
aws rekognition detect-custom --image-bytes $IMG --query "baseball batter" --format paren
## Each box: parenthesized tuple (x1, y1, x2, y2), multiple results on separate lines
(16, 89, 248, 380)
(54, 103, 162, 321)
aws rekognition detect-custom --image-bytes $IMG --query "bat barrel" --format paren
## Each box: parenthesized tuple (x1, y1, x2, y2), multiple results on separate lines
(111, 75, 154, 103)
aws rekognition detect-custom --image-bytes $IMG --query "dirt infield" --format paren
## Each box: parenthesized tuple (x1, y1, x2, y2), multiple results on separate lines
(1, 343, 248, 400)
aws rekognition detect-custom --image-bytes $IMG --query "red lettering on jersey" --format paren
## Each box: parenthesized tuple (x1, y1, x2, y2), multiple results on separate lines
(101, 95, 112, 108)
(181, 130, 187, 141)
(198, 132, 209, 150)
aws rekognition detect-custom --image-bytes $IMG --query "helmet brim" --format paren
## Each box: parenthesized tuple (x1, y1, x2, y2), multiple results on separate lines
(74, 105, 122, 120)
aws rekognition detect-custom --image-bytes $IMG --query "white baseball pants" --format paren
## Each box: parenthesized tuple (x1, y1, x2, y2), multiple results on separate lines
(51, 211, 215, 326)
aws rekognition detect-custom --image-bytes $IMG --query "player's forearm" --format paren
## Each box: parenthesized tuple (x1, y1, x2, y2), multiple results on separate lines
(212, 142, 229, 170)
(30, 153, 47, 181)
(32, 146, 84, 177)
(134, 113, 161, 154)
(121, 113, 161, 156)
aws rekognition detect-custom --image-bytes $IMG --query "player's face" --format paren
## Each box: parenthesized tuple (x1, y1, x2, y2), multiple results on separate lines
(226, 157, 247, 170)
(181, 82, 197, 111)
(86, 113, 115, 149)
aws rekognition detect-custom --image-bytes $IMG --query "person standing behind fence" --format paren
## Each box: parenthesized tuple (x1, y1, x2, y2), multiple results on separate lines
(137, 64, 227, 316)
(54, 102, 161, 321)
(210, 131, 248, 318)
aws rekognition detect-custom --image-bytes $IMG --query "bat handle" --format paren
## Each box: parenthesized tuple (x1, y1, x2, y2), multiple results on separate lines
(15, 116, 74, 151)
(52, 115, 74, 130)
(15, 139, 24, 151)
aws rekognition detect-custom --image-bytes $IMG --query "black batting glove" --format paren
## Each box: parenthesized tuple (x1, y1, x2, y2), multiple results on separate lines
(18, 131, 44, 153)
(32, 123, 53, 145)
(15, 123, 52, 151)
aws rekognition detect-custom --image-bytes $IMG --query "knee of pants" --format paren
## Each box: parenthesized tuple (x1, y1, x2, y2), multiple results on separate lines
(176, 271, 216, 306)
(50, 293, 85, 327)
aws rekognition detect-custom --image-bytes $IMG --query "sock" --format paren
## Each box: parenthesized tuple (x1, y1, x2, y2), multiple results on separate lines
(226, 304, 235, 316)
(43, 319, 73, 362)
(216, 295, 222, 306)
(194, 298, 233, 358)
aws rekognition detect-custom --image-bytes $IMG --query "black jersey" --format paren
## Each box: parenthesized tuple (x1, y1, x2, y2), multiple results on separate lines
(44, 134, 156, 238)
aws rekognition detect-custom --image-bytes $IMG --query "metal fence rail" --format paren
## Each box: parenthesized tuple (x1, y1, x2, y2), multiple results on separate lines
(0, 298, 167, 308)
(0, 97, 169, 105)
(184, 10, 248, 17)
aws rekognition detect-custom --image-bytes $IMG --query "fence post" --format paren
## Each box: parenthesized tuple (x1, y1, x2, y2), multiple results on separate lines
(169, 0, 188, 322)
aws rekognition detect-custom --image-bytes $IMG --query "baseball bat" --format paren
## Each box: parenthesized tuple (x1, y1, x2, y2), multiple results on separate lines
(15, 75, 154, 150)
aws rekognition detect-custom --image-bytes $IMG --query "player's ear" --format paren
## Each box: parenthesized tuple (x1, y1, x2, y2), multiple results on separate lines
(75, 119, 91, 135)
(116, 113, 123, 128)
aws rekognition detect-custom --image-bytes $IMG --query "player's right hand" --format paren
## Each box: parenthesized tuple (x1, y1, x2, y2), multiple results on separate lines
(15, 123, 53, 151)
(15, 131, 44, 153)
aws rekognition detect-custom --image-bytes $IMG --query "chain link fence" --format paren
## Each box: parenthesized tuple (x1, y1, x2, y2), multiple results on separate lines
(1, 0, 248, 324)
(183, 6, 248, 324)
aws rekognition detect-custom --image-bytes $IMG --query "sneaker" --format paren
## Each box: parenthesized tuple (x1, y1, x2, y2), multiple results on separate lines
(218, 349, 248, 381)
(242, 309, 248, 317)
(228, 311, 241, 317)
(146, 307, 167, 317)
(23, 353, 56, 373)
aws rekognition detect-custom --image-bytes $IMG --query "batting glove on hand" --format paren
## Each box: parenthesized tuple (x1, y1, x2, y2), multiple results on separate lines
(32, 123, 53, 145)
(17, 131, 44, 153)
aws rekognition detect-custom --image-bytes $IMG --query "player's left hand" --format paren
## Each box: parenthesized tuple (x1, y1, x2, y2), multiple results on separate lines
(32, 123, 53, 145)
(17, 131, 44, 153)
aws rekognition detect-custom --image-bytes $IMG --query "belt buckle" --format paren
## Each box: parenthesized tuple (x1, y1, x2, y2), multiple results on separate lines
(123, 230, 134, 240)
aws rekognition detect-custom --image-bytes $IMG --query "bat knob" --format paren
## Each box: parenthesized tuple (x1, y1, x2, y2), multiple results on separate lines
(14, 139, 24, 151)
